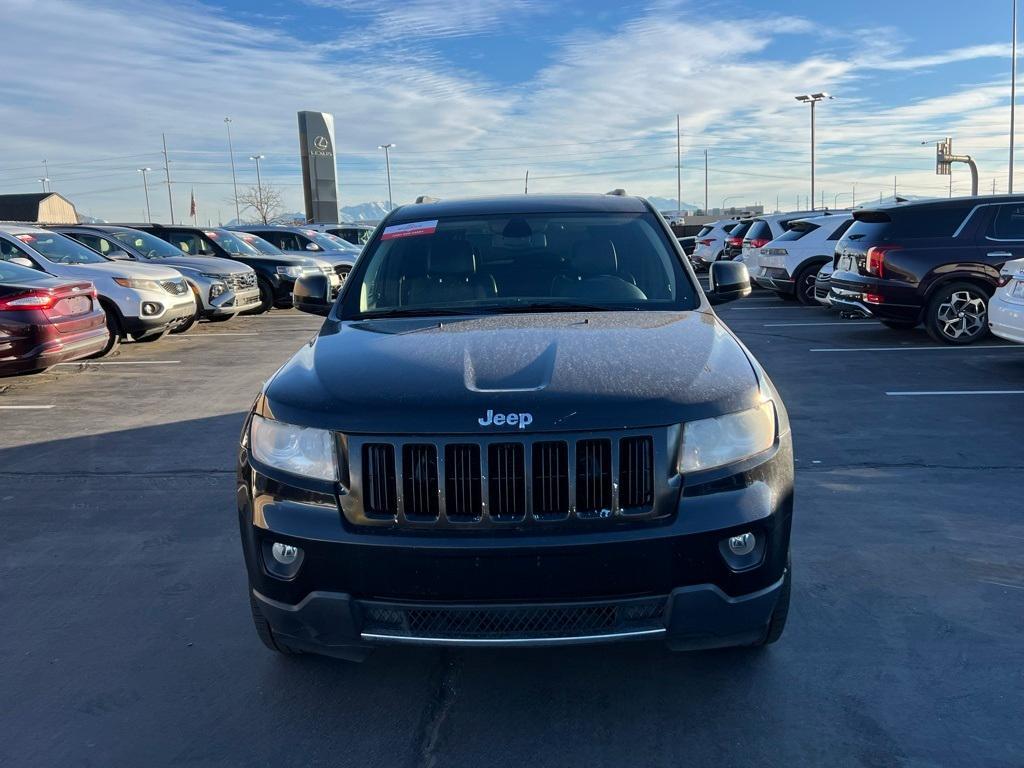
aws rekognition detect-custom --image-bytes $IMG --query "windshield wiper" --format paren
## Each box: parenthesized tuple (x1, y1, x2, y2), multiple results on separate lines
(353, 307, 483, 320)
(495, 301, 621, 313)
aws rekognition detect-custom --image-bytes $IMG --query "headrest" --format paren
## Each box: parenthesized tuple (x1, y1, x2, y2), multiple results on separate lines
(428, 240, 476, 275)
(571, 239, 617, 276)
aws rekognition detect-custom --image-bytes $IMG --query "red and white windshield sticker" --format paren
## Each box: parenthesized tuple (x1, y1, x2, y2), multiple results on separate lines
(381, 220, 438, 241)
(15, 234, 36, 243)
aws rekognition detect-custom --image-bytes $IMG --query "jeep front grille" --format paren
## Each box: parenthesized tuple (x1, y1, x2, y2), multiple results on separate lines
(344, 430, 671, 529)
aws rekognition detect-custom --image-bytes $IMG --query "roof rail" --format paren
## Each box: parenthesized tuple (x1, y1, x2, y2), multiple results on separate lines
(605, 188, 627, 196)
(414, 195, 439, 204)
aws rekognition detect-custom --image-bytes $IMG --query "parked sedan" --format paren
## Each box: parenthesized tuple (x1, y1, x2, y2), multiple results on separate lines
(989, 257, 1024, 343)
(0, 226, 195, 356)
(52, 225, 260, 327)
(0, 260, 109, 374)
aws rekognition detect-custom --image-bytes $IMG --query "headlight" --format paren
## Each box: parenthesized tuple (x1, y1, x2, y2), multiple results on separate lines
(250, 415, 337, 482)
(678, 401, 776, 474)
(276, 266, 305, 278)
(113, 277, 162, 291)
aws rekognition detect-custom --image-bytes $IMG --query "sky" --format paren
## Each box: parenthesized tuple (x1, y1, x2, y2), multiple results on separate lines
(0, 0, 1020, 222)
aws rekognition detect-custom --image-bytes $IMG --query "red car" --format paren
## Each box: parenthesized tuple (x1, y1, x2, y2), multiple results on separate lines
(0, 260, 109, 376)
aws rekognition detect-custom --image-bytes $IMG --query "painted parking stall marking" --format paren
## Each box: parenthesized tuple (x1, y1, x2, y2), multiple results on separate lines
(0, 405, 55, 410)
(886, 390, 1024, 397)
(53, 360, 181, 366)
(381, 220, 438, 241)
(810, 344, 1024, 353)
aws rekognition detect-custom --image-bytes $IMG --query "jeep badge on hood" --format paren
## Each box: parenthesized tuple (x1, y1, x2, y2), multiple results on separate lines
(478, 409, 533, 429)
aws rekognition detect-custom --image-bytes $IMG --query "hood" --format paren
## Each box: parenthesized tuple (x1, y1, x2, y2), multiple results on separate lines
(51, 260, 183, 280)
(155, 255, 251, 275)
(261, 311, 760, 434)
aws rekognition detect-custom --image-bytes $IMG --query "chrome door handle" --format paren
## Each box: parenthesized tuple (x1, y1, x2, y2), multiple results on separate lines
(988, 251, 1014, 258)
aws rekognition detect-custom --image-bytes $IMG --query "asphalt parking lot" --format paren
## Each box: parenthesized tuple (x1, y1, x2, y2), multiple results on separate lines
(2, 295, 1023, 768)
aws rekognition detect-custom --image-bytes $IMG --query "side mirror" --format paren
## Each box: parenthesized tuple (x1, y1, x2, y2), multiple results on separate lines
(292, 273, 332, 316)
(706, 261, 751, 305)
(9, 256, 36, 269)
(305, 242, 321, 251)
(107, 250, 132, 261)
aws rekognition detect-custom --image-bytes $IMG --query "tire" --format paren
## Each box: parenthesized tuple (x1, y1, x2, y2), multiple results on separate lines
(170, 309, 198, 335)
(206, 313, 235, 323)
(794, 263, 825, 306)
(250, 593, 301, 655)
(924, 281, 991, 345)
(756, 558, 791, 646)
(880, 319, 918, 330)
(89, 306, 122, 359)
(244, 277, 274, 315)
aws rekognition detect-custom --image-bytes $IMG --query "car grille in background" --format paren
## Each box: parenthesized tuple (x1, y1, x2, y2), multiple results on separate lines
(619, 436, 654, 511)
(360, 596, 667, 640)
(362, 444, 397, 518)
(160, 279, 189, 296)
(224, 272, 257, 291)
(334, 265, 350, 280)
(348, 432, 661, 528)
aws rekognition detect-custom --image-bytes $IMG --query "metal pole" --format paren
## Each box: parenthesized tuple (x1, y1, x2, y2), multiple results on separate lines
(384, 147, 393, 210)
(676, 114, 682, 218)
(251, 155, 265, 224)
(810, 100, 816, 210)
(225, 117, 240, 222)
(852, 183, 857, 207)
(704, 149, 708, 213)
(525, 169, 529, 194)
(1012, 0, 1018, 193)
(138, 168, 152, 222)
(162, 133, 174, 224)
(42, 160, 50, 192)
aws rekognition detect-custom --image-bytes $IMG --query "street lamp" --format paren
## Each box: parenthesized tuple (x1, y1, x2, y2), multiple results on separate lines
(249, 154, 266, 223)
(1011, 0, 1018, 193)
(795, 92, 833, 210)
(721, 195, 743, 211)
(137, 167, 153, 222)
(378, 143, 395, 210)
(225, 117, 240, 222)
(37, 177, 50, 193)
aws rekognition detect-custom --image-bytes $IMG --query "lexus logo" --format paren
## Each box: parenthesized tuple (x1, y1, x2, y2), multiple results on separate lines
(313, 135, 329, 151)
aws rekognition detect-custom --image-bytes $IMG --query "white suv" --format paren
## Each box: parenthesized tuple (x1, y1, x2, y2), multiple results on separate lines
(738, 210, 830, 267)
(0, 225, 196, 356)
(751, 213, 854, 304)
(693, 219, 741, 265)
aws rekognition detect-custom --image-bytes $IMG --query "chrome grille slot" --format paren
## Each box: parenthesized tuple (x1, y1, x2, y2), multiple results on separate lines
(532, 441, 569, 519)
(444, 444, 482, 520)
(487, 443, 525, 521)
(575, 439, 612, 518)
(402, 444, 439, 520)
(225, 272, 256, 291)
(362, 443, 397, 519)
(619, 436, 654, 512)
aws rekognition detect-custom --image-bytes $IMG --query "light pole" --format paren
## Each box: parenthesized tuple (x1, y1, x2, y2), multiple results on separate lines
(1011, 0, 1018, 193)
(378, 143, 395, 210)
(225, 117, 240, 222)
(41, 160, 50, 191)
(137, 167, 152, 222)
(38, 177, 50, 192)
(795, 92, 833, 210)
(249, 154, 266, 223)
(721, 195, 743, 211)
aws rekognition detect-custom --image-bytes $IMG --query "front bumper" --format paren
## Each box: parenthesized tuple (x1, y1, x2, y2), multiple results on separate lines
(989, 291, 1024, 344)
(121, 297, 196, 337)
(203, 287, 262, 317)
(239, 432, 794, 657)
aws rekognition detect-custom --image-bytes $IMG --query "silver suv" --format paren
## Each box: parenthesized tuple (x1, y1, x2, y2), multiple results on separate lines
(0, 225, 195, 356)
(228, 225, 358, 283)
(53, 225, 260, 326)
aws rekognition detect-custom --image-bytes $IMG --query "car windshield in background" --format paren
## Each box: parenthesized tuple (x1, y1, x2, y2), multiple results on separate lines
(343, 212, 698, 319)
(206, 230, 262, 255)
(110, 229, 184, 259)
(238, 233, 283, 255)
(17, 232, 108, 264)
(0, 259, 49, 281)
(307, 231, 357, 251)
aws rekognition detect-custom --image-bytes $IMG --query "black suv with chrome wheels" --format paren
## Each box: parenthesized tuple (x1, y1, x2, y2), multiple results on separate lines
(830, 197, 1024, 344)
(239, 194, 793, 661)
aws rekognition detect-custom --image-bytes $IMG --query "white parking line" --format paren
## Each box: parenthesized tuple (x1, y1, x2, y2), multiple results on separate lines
(53, 360, 181, 366)
(728, 306, 820, 311)
(763, 321, 876, 327)
(166, 332, 261, 339)
(887, 390, 1024, 397)
(811, 345, 1024, 353)
(0, 405, 55, 410)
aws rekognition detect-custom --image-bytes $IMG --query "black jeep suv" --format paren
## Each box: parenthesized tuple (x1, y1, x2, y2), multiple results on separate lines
(830, 196, 1023, 344)
(238, 194, 793, 660)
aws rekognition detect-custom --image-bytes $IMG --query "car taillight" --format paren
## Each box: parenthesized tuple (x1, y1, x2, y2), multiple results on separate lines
(699, 238, 714, 247)
(0, 290, 56, 311)
(866, 246, 899, 277)
(727, 237, 742, 247)
(749, 238, 770, 249)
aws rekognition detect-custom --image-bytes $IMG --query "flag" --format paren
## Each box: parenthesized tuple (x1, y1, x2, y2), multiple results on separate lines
(189, 188, 197, 219)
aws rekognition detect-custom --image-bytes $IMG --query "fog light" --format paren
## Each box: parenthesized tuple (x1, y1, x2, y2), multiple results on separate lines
(141, 301, 162, 316)
(728, 532, 756, 556)
(209, 282, 226, 300)
(271, 542, 300, 565)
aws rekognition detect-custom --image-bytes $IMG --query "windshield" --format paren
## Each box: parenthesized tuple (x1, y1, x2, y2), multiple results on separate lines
(238, 232, 283, 255)
(109, 229, 184, 259)
(204, 229, 262, 255)
(306, 230, 358, 251)
(16, 232, 108, 264)
(341, 211, 699, 319)
(0, 259, 49, 282)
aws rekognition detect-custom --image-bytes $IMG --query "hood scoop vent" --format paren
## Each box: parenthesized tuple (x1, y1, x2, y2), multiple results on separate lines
(463, 342, 556, 393)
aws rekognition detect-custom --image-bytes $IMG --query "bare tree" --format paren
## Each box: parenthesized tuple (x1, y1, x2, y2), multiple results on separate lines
(232, 183, 284, 224)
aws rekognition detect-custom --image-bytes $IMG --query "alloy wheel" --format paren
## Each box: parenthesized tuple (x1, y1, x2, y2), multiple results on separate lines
(936, 290, 986, 340)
